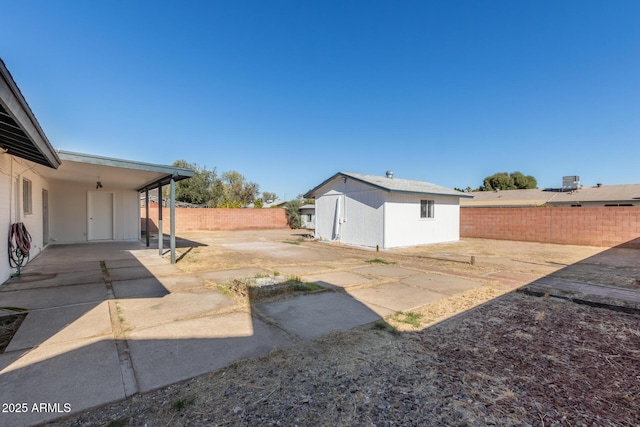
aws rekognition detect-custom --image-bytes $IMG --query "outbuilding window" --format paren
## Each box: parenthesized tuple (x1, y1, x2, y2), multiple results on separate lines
(420, 199, 434, 218)
(23, 178, 33, 215)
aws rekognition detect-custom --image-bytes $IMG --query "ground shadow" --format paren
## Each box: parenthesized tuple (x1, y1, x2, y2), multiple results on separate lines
(516, 237, 640, 314)
(0, 237, 383, 426)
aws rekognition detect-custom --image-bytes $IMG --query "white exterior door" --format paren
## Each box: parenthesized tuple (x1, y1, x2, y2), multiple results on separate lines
(88, 191, 114, 240)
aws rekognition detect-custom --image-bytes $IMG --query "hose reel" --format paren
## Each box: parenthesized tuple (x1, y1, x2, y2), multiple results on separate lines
(8, 222, 31, 277)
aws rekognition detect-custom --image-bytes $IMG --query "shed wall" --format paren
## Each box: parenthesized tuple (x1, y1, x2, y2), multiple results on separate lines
(314, 178, 387, 248)
(384, 194, 460, 248)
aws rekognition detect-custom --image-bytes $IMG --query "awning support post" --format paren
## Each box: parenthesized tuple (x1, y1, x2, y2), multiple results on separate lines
(145, 188, 150, 247)
(170, 175, 176, 264)
(158, 184, 163, 256)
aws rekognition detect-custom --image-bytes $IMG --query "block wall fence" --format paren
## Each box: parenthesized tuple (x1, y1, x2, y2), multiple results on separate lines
(460, 207, 640, 248)
(141, 207, 288, 232)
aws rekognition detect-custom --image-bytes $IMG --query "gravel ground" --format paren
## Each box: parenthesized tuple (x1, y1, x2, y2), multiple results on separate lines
(44, 292, 640, 427)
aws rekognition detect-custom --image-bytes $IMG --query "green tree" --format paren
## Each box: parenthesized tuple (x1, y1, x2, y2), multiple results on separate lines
(253, 198, 264, 208)
(511, 171, 537, 189)
(166, 160, 222, 206)
(221, 171, 260, 207)
(284, 199, 302, 229)
(262, 192, 277, 203)
(481, 171, 537, 191)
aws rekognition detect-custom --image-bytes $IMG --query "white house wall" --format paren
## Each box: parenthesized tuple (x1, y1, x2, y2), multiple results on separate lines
(384, 193, 460, 248)
(49, 180, 139, 243)
(315, 178, 386, 248)
(0, 155, 50, 284)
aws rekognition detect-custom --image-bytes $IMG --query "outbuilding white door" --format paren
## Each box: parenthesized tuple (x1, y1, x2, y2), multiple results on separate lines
(88, 191, 114, 240)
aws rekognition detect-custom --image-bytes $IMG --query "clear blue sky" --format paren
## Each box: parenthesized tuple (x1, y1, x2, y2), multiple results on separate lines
(2, 1, 639, 199)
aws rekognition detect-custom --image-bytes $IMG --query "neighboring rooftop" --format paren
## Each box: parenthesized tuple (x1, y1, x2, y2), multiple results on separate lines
(462, 184, 640, 207)
(305, 172, 472, 199)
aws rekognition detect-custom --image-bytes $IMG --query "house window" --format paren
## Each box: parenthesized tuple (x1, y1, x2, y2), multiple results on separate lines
(420, 200, 434, 218)
(23, 178, 33, 214)
(307, 214, 312, 222)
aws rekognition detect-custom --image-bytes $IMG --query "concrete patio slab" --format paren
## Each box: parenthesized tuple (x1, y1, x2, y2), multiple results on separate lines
(127, 312, 293, 392)
(2, 270, 105, 291)
(402, 273, 481, 295)
(0, 282, 108, 310)
(221, 241, 309, 258)
(580, 247, 640, 268)
(255, 292, 381, 340)
(32, 242, 141, 263)
(129, 250, 173, 266)
(484, 271, 542, 289)
(0, 337, 125, 427)
(199, 268, 271, 283)
(354, 265, 418, 278)
(156, 275, 207, 292)
(526, 277, 640, 309)
(6, 302, 111, 352)
(275, 265, 335, 276)
(107, 266, 155, 282)
(302, 271, 377, 289)
(111, 278, 170, 299)
(16, 260, 100, 275)
(104, 258, 146, 269)
(117, 292, 236, 331)
(347, 282, 448, 313)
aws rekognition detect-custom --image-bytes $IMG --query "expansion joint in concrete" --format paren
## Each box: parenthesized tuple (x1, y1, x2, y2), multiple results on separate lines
(101, 260, 140, 397)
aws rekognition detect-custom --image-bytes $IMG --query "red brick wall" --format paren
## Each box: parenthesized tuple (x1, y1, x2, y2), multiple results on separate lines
(141, 207, 289, 232)
(460, 207, 640, 248)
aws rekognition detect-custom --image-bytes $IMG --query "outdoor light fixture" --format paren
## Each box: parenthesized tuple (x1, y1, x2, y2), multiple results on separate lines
(96, 176, 103, 189)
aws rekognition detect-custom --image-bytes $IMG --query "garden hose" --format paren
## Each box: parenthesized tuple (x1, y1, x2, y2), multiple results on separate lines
(8, 222, 31, 276)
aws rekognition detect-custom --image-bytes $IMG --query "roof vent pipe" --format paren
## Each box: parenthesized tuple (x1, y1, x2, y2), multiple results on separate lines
(596, 183, 602, 188)
(386, 170, 393, 179)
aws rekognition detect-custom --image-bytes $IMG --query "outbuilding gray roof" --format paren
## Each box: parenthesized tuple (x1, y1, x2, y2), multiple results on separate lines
(461, 184, 640, 207)
(304, 172, 472, 199)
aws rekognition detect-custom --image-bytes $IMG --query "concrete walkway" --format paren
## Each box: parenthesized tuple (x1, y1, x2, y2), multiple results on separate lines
(0, 240, 489, 426)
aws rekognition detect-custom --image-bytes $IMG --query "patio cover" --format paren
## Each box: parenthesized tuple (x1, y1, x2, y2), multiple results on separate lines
(1, 57, 193, 264)
(38, 150, 194, 263)
(0, 59, 61, 169)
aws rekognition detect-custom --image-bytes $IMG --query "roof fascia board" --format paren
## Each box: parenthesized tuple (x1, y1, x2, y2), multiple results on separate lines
(386, 189, 474, 198)
(303, 172, 342, 198)
(57, 150, 194, 177)
(0, 60, 61, 169)
(136, 174, 192, 192)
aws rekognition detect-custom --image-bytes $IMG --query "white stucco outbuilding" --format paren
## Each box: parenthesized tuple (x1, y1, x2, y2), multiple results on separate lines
(0, 58, 193, 284)
(304, 171, 472, 249)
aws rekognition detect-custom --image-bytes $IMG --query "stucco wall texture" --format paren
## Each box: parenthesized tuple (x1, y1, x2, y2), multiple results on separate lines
(461, 207, 640, 248)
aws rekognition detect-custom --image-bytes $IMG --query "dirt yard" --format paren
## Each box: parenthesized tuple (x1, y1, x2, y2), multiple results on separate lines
(45, 293, 639, 427)
(42, 232, 640, 426)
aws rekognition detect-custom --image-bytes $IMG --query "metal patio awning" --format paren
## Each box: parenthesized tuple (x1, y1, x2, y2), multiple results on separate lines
(0, 59, 61, 169)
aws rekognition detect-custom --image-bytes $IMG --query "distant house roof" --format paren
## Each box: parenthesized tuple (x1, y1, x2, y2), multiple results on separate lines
(299, 204, 315, 211)
(461, 184, 640, 207)
(304, 172, 472, 199)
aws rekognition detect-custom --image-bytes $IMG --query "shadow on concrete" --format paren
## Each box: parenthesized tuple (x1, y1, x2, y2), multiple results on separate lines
(0, 238, 383, 426)
(518, 237, 640, 314)
(4, 233, 638, 426)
